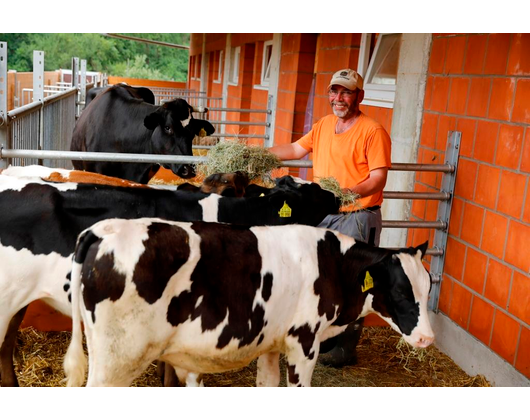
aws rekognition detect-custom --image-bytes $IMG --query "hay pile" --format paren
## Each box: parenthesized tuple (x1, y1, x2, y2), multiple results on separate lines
(195, 140, 282, 182)
(317, 176, 361, 209)
(13, 326, 490, 387)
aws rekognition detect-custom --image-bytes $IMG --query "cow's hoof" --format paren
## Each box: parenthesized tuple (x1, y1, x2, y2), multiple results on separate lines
(318, 347, 358, 368)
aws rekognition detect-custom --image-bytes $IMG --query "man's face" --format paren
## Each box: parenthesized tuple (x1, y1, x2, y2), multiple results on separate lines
(328, 85, 363, 119)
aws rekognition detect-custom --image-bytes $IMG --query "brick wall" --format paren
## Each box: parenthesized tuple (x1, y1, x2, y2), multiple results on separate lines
(411, 33, 530, 378)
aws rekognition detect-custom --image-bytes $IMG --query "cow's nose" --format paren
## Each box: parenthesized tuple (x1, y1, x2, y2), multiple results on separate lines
(416, 334, 434, 348)
(177, 164, 196, 179)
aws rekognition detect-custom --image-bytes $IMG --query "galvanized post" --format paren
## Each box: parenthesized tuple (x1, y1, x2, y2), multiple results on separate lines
(264, 94, 273, 148)
(80, 59, 87, 111)
(33, 50, 44, 162)
(428, 131, 461, 312)
(72, 57, 79, 117)
(0, 41, 8, 169)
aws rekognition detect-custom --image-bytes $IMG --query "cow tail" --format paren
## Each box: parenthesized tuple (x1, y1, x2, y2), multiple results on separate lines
(64, 229, 98, 386)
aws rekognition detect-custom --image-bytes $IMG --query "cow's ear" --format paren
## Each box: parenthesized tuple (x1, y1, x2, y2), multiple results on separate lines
(144, 111, 162, 130)
(415, 241, 429, 258)
(188, 119, 215, 136)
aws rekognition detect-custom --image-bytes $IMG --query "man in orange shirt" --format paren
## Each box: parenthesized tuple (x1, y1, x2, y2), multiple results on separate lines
(269, 69, 392, 367)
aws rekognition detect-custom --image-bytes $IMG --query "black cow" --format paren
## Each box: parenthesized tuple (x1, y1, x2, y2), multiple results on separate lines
(71, 84, 215, 183)
(0, 174, 339, 387)
(84, 84, 155, 108)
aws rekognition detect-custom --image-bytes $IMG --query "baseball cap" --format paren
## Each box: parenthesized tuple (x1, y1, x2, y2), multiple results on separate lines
(328, 69, 364, 91)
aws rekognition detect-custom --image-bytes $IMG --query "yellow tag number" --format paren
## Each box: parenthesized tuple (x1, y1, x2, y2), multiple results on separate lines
(278, 201, 292, 218)
(361, 271, 374, 292)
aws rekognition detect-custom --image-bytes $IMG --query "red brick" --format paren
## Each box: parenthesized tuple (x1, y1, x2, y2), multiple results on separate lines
(445, 237, 466, 281)
(497, 171, 526, 218)
(495, 124, 524, 170)
(448, 197, 464, 237)
(447, 77, 469, 115)
(460, 203, 485, 247)
(522, 129, 530, 174)
(474, 164, 500, 209)
(473, 120, 499, 164)
(431, 77, 450, 113)
(491, 310, 520, 364)
(488, 78, 516, 121)
(507, 33, 530, 76)
(466, 78, 491, 118)
(429, 38, 447, 74)
(512, 79, 530, 124)
(485, 259, 512, 308)
(436, 115, 457, 151)
(438, 275, 453, 315)
(515, 326, 530, 378)
(505, 221, 530, 272)
(424, 76, 434, 110)
(463, 248, 487, 294)
(468, 296, 494, 345)
(448, 281, 472, 329)
(412, 184, 427, 219)
(484, 34, 511, 75)
(463, 35, 488, 75)
(445, 36, 467, 74)
(481, 211, 508, 260)
(454, 158, 477, 201)
(509, 271, 530, 325)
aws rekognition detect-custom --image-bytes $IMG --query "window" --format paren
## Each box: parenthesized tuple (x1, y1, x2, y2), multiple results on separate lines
(260, 41, 273, 86)
(228, 46, 240, 85)
(358, 33, 402, 108)
(214, 50, 223, 83)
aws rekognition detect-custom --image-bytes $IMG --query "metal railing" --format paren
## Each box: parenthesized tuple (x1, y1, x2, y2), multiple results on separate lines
(0, 131, 461, 315)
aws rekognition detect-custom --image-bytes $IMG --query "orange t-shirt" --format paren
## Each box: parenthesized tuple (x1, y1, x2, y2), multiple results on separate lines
(296, 113, 392, 211)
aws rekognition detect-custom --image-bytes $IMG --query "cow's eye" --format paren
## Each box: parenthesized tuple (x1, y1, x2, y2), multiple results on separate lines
(164, 126, 173, 134)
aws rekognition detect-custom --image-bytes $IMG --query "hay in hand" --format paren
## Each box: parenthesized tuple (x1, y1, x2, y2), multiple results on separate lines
(316, 176, 360, 209)
(195, 140, 282, 182)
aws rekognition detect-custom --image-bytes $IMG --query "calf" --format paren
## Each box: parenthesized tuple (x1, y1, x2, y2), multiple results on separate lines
(177, 171, 250, 197)
(64, 219, 434, 387)
(0, 173, 339, 386)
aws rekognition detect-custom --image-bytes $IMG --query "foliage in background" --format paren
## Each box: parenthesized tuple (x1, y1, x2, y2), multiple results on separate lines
(0, 33, 190, 81)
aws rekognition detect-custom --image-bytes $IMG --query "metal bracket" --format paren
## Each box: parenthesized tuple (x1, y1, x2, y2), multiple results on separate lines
(428, 131, 461, 312)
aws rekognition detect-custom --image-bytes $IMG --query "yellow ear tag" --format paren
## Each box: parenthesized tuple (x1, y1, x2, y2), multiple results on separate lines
(361, 271, 374, 293)
(278, 201, 292, 218)
(259, 193, 265, 197)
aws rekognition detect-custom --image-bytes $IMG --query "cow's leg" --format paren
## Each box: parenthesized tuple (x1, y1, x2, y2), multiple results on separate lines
(0, 306, 27, 387)
(256, 352, 280, 387)
(284, 337, 319, 387)
(174, 368, 203, 387)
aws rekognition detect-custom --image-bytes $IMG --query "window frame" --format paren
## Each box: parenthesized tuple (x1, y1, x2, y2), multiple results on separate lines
(228, 46, 240, 86)
(358, 33, 402, 109)
(260, 40, 273, 87)
(213, 50, 223, 84)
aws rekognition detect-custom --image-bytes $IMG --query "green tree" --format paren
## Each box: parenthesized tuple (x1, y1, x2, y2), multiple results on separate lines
(0, 33, 189, 81)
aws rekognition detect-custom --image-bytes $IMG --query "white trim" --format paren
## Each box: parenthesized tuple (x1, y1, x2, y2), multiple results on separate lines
(359, 33, 401, 109)
(228, 46, 240, 86)
(260, 40, 273, 87)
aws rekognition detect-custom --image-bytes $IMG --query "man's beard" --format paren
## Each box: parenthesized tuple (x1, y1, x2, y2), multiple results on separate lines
(332, 101, 351, 118)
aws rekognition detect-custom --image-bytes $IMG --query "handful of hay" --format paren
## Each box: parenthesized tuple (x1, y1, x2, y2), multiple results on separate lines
(317, 176, 360, 209)
(196, 140, 282, 182)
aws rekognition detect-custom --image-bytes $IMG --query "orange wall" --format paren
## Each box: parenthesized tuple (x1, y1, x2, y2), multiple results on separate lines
(411, 33, 530, 379)
(107, 76, 186, 89)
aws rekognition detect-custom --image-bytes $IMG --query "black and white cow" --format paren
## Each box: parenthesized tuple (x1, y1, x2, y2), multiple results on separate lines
(64, 219, 434, 387)
(71, 84, 214, 183)
(0, 173, 339, 387)
(177, 171, 250, 197)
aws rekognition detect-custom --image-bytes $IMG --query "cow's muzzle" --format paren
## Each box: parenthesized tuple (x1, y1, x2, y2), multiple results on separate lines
(175, 164, 196, 179)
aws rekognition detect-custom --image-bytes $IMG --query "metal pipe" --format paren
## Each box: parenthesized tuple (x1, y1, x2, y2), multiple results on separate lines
(0, 149, 313, 168)
(208, 121, 270, 126)
(207, 107, 271, 113)
(383, 191, 451, 200)
(382, 220, 446, 229)
(100, 33, 189, 50)
(390, 163, 454, 173)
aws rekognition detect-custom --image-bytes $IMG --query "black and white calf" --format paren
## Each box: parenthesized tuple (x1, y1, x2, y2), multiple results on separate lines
(64, 219, 434, 387)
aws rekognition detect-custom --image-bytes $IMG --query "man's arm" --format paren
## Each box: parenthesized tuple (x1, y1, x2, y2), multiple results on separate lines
(268, 143, 309, 160)
(343, 167, 388, 198)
